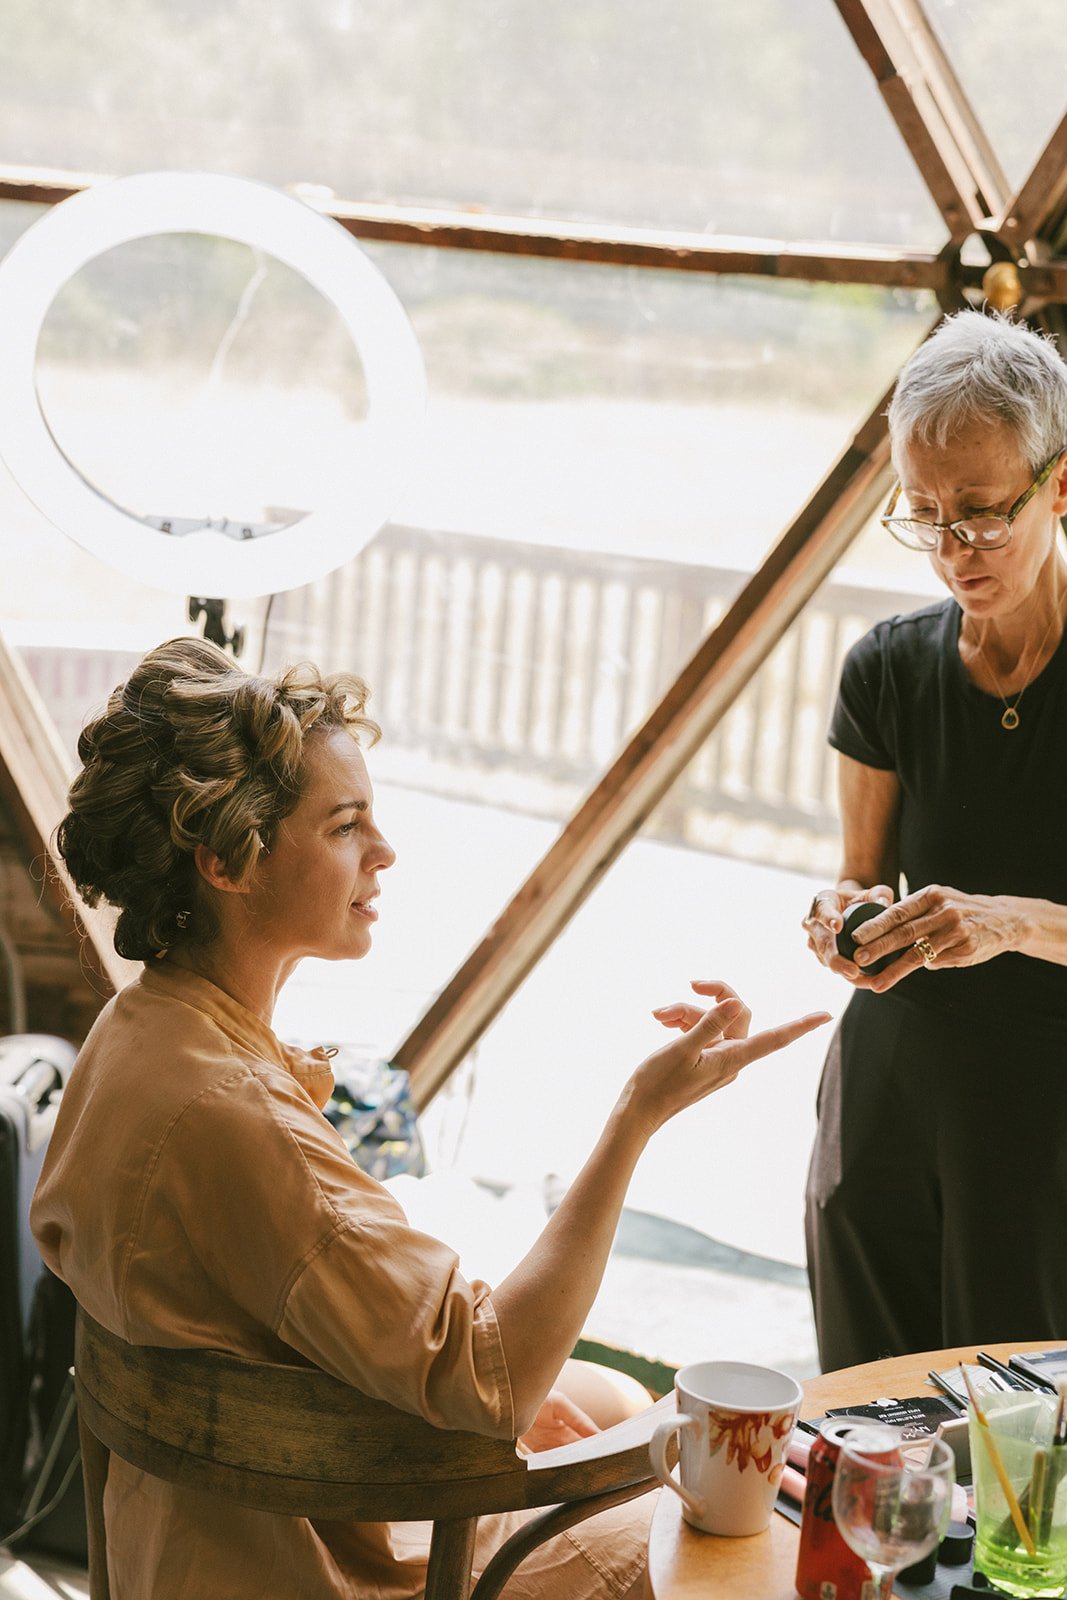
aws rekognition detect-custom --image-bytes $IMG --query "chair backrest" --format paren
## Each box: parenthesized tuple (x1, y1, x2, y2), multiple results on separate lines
(74, 1309, 531, 1521)
(73, 1309, 659, 1600)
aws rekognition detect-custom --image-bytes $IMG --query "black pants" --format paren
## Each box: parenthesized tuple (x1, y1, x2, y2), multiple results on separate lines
(805, 989, 1067, 1372)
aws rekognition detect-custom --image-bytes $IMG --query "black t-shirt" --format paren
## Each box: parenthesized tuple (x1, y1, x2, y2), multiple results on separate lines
(829, 598, 1067, 1033)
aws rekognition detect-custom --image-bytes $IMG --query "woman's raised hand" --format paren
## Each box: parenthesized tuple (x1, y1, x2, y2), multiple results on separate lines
(652, 976, 752, 1037)
(632, 980, 830, 1135)
(493, 980, 828, 1427)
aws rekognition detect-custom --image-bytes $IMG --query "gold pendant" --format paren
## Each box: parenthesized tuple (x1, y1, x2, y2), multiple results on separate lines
(1001, 706, 1021, 730)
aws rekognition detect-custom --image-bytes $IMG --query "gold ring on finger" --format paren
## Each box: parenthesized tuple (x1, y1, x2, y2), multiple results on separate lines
(913, 936, 937, 967)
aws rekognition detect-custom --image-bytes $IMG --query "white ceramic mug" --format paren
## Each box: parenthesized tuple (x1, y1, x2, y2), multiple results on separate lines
(649, 1360, 803, 1535)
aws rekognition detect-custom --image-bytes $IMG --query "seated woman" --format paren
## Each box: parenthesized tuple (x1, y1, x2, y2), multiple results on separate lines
(32, 638, 827, 1600)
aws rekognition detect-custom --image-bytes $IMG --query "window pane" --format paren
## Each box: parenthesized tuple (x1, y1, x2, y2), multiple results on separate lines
(256, 246, 935, 847)
(254, 258, 931, 1340)
(403, 515, 943, 1370)
(0, 210, 934, 1371)
(2, 229, 932, 979)
(2, 0, 945, 245)
(924, 0, 1067, 196)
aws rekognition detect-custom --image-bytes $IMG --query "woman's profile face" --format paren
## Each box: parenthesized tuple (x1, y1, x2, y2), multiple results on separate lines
(896, 419, 1065, 622)
(244, 727, 395, 965)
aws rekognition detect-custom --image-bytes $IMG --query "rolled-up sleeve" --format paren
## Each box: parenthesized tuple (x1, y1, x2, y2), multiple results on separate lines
(128, 1058, 517, 1440)
(280, 1220, 515, 1436)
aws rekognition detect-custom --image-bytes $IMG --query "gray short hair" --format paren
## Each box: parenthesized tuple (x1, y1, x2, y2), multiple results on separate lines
(888, 310, 1067, 471)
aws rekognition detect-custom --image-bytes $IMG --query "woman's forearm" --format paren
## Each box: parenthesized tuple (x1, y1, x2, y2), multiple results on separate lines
(491, 1101, 647, 1433)
(488, 994, 831, 1432)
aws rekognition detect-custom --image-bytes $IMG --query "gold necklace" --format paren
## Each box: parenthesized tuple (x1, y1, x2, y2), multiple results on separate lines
(975, 603, 1063, 730)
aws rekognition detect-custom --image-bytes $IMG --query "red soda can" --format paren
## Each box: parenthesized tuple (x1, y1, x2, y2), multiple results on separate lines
(795, 1419, 902, 1600)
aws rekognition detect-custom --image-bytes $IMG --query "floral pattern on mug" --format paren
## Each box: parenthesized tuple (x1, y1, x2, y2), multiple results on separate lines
(707, 1407, 794, 1474)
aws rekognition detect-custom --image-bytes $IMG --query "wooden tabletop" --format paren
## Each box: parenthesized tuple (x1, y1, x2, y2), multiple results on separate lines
(646, 1339, 1052, 1599)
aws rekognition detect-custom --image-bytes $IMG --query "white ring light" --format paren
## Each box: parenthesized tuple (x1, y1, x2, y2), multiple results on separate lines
(0, 171, 426, 599)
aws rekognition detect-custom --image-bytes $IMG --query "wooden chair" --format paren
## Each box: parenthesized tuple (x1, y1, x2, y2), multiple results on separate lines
(75, 1309, 666, 1600)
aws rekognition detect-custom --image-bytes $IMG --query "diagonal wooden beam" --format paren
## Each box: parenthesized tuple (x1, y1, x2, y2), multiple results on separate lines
(832, 0, 1006, 244)
(882, 0, 1009, 216)
(993, 109, 1067, 254)
(394, 383, 905, 1103)
(0, 634, 136, 999)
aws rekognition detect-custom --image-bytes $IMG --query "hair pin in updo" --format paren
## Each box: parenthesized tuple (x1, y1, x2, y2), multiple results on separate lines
(176, 909, 192, 930)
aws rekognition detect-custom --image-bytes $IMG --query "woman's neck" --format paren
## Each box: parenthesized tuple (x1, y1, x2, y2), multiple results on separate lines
(164, 941, 296, 1026)
(961, 553, 1067, 685)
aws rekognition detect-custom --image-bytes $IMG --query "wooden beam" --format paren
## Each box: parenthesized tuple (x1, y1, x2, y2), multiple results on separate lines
(0, 634, 136, 998)
(394, 383, 903, 1103)
(326, 201, 952, 291)
(0, 165, 99, 208)
(994, 110, 1067, 253)
(883, 0, 1008, 216)
(1015, 258, 1067, 310)
(831, 0, 1003, 245)
(0, 162, 949, 292)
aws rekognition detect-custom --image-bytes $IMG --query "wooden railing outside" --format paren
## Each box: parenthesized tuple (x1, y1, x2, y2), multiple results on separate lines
(264, 526, 919, 867)
(17, 525, 923, 872)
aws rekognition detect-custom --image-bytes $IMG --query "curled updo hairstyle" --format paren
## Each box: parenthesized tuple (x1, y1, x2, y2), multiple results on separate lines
(57, 637, 380, 962)
(888, 309, 1067, 471)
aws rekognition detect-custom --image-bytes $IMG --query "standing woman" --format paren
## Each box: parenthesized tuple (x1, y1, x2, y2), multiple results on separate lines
(803, 310, 1067, 1371)
(32, 637, 827, 1600)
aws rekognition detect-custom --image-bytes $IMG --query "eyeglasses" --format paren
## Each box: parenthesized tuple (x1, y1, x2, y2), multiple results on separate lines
(881, 448, 1066, 552)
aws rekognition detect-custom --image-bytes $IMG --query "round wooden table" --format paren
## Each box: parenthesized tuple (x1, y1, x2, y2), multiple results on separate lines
(646, 1339, 1052, 1598)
